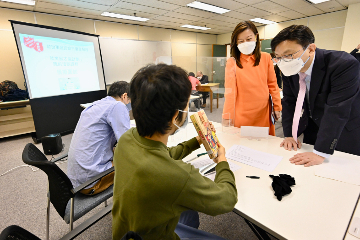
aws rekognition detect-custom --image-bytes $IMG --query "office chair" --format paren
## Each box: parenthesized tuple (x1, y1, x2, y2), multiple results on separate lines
(0, 225, 41, 240)
(22, 143, 114, 240)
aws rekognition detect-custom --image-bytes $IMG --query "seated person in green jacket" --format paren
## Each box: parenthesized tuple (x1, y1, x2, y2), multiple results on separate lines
(112, 64, 238, 240)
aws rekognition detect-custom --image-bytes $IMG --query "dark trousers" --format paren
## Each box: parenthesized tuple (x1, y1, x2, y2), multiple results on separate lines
(174, 210, 226, 240)
(191, 90, 201, 109)
(303, 117, 318, 145)
(198, 92, 209, 104)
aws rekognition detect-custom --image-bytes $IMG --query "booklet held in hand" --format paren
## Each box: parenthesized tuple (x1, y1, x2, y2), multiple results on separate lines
(190, 110, 219, 159)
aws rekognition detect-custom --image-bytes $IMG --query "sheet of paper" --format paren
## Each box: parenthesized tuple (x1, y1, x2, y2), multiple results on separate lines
(189, 156, 241, 181)
(130, 120, 136, 128)
(225, 145, 282, 172)
(314, 156, 360, 186)
(80, 103, 93, 108)
(240, 126, 269, 138)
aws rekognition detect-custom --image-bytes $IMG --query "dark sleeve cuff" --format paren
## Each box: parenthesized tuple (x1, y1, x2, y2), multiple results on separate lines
(350, 49, 359, 55)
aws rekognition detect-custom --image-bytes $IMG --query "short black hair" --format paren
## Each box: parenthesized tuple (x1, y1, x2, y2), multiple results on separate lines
(108, 81, 130, 98)
(130, 64, 191, 137)
(271, 25, 315, 52)
(188, 72, 195, 77)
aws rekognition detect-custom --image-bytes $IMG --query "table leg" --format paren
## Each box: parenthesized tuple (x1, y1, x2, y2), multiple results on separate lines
(243, 219, 272, 240)
(217, 93, 219, 109)
(210, 90, 213, 113)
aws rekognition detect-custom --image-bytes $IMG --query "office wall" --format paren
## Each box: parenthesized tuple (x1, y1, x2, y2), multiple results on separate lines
(0, 7, 217, 90)
(217, 10, 347, 51)
(341, 3, 360, 53)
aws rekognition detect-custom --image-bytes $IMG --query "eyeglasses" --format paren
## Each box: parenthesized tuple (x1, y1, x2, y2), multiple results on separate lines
(272, 47, 306, 63)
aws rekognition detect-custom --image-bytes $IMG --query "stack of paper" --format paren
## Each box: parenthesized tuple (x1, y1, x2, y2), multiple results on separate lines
(189, 156, 241, 181)
(225, 145, 282, 172)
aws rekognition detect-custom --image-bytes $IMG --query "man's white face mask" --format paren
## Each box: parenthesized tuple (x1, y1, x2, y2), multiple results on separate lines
(276, 45, 310, 77)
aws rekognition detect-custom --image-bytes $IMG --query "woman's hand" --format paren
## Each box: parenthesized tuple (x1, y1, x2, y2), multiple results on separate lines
(274, 111, 281, 121)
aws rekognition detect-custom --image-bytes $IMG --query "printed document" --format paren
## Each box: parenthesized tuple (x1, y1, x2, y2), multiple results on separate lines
(225, 145, 282, 172)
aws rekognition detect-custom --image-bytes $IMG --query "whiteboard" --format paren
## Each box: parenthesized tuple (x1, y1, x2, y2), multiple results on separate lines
(99, 38, 171, 84)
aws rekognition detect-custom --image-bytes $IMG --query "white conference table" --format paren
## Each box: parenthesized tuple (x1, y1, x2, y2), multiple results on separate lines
(345, 200, 360, 240)
(173, 117, 360, 240)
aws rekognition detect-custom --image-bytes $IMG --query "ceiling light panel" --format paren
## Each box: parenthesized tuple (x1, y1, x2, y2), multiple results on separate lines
(101, 12, 149, 21)
(198, 0, 246, 10)
(186, 1, 230, 14)
(1, 0, 35, 5)
(250, 18, 276, 25)
(181, 24, 211, 30)
(307, 0, 330, 3)
(174, 6, 215, 18)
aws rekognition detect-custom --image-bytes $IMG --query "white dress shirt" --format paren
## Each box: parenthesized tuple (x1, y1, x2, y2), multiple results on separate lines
(299, 53, 330, 159)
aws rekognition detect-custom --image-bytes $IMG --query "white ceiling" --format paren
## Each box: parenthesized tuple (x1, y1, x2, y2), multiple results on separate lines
(1, 0, 359, 34)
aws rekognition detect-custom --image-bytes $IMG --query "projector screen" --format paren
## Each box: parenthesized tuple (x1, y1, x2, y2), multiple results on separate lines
(11, 21, 106, 99)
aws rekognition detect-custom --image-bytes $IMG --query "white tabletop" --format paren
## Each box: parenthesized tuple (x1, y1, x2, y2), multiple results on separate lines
(177, 120, 360, 240)
(345, 199, 360, 240)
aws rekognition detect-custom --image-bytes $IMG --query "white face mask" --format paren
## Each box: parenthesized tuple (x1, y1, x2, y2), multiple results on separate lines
(277, 46, 310, 76)
(172, 110, 188, 135)
(237, 41, 256, 55)
(197, 76, 201, 80)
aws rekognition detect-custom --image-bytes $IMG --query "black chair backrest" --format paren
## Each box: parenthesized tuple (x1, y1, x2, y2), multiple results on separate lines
(22, 143, 74, 218)
(0, 225, 41, 240)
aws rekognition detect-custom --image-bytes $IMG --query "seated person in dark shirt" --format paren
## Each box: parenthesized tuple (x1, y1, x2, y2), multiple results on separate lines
(196, 71, 209, 108)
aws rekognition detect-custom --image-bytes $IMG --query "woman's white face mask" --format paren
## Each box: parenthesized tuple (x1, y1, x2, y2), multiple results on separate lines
(237, 41, 256, 55)
(277, 45, 310, 76)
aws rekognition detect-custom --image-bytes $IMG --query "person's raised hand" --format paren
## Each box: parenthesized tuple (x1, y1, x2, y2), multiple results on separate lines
(280, 137, 302, 151)
(357, 44, 360, 50)
(214, 143, 227, 163)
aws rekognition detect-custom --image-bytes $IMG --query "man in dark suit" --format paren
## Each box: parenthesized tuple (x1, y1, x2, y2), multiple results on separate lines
(196, 71, 209, 108)
(350, 44, 360, 62)
(271, 25, 360, 167)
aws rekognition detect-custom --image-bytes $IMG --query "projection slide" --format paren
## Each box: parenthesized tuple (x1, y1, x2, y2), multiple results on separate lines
(19, 34, 101, 98)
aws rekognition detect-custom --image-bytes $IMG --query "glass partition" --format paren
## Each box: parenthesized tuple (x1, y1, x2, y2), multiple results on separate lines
(154, 56, 235, 127)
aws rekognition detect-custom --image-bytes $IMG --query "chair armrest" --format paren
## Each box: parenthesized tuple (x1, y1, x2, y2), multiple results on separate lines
(72, 167, 114, 194)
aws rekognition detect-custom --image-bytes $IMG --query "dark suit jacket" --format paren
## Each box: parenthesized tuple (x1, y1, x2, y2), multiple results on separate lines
(282, 48, 360, 155)
(199, 75, 209, 84)
(350, 48, 360, 62)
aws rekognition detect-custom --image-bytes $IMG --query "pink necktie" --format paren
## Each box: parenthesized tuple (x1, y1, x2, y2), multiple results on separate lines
(292, 72, 307, 142)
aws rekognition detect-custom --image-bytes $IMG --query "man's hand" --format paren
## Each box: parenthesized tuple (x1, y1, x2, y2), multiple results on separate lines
(289, 152, 325, 167)
(214, 143, 227, 163)
(357, 44, 360, 50)
(280, 137, 302, 151)
(274, 111, 281, 121)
